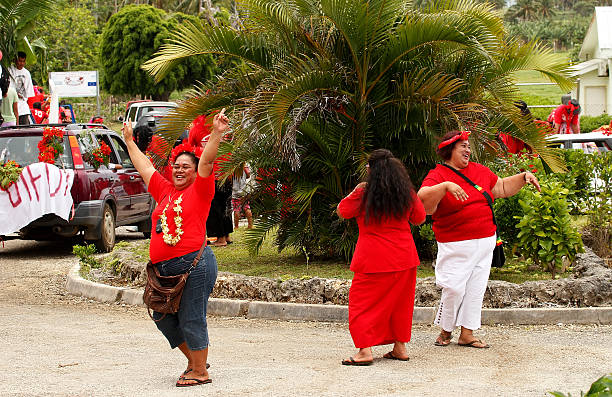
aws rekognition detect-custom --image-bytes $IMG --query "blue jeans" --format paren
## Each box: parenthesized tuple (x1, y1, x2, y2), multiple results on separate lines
(152, 246, 218, 351)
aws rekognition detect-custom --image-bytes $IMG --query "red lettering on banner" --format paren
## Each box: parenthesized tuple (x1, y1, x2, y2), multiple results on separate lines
(6, 182, 22, 207)
(19, 173, 32, 201)
(46, 164, 62, 197)
(64, 173, 71, 196)
(26, 167, 42, 201)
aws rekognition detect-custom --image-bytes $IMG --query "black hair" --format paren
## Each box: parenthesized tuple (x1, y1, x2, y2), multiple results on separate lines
(33, 101, 42, 110)
(514, 100, 531, 116)
(361, 149, 415, 224)
(134, 124, 154, 152)
(435, 130, 462, 161)
(17, 51, 26, 59)
(569, 99, 581, 115)
(173, 152, 199, 168)
(0, 75, 9, 96)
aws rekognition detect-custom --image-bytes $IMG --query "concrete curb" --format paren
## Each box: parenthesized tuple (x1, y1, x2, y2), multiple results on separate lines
(66, 262, 612, 325)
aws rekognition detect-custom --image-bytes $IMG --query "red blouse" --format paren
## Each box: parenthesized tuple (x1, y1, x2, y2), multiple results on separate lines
(421, 162, 498, 243)
(148, 171, 215, 263)
(338, 187, 426, 273)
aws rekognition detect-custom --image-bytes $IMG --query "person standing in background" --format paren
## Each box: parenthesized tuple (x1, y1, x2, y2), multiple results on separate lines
(548, 99, 580, 134)
(0, 74, 19, 127)
(8, 52, 34, 125)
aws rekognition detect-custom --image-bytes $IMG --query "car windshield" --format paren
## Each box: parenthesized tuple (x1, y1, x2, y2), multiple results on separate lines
(0, 135, 73, 168)
(136, 106, 174, 120)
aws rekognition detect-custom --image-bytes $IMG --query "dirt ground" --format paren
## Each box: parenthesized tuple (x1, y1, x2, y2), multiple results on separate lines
(0, 237, 610, 397)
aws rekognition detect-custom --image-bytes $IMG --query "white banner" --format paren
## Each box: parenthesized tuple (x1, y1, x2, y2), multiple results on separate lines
(48, 71, 99, 98)
(0, 163, 75, 235)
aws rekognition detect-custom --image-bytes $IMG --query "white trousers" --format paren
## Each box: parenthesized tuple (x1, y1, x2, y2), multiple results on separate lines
(434, 234, 495, 332)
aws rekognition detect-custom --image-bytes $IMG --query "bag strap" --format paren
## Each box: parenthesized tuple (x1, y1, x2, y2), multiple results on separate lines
(187, 240, 208, 273)
(441, 163, 497, 227)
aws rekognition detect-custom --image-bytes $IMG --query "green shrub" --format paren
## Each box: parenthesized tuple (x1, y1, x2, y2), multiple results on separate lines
(73, 244, 104, 270)
(583, 152, 612, 258)
(414, 222, 437, 260)
(549, 373, 612, 397)
(516, 181, 584, 278)
(580, 114, 612, 133)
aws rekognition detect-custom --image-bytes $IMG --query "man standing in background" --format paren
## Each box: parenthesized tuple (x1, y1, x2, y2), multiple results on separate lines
(8, 51, 34, 125)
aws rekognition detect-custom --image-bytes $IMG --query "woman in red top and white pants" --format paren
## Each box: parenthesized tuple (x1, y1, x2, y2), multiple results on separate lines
(337, 149, 426, 365)
(418, 130, 540, 348)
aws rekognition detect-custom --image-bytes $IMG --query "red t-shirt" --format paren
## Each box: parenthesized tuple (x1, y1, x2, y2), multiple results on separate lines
(148, 171, 215, 263)
(550, 105, 579, 133)
(421, 162, 498, 243)
(31, 108, 48, 124)
(337, 188, 425, 273)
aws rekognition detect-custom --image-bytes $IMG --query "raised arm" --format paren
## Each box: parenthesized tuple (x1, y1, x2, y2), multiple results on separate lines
(417, 181, 468, 215)
(198, 108, 229, 178)
(491, 171, 540, 199)
(121, 121, 156, 185)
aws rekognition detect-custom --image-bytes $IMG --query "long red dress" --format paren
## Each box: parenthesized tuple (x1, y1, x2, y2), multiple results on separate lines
(337, 187, 426, 348)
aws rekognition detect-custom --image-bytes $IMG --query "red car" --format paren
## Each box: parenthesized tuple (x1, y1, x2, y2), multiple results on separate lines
(0, 123, 153, 252)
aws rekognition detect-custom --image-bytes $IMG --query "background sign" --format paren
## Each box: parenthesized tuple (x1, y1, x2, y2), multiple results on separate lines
(48, 71, 98, 97)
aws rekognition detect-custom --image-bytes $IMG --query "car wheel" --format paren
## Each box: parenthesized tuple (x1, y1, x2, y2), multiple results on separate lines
(95, 204, 116, 252)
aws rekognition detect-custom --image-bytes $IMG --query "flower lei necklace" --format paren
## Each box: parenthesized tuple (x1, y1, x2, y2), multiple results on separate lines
(160, 194, 184, 246)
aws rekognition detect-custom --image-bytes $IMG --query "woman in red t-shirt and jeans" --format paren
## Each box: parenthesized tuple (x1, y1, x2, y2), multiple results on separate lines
(418, 130, 540, 348)
(337, 149, 426, 366)
(122, 109, 229, 387)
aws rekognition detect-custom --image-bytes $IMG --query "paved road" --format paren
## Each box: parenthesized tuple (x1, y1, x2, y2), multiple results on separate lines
(0, 236, 610, 397)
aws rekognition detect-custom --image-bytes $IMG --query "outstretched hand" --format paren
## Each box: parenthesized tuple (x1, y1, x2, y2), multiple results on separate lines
(525, 172, 541, 192)
(121, 120, 133, 142)
(213, 108, 230, 134)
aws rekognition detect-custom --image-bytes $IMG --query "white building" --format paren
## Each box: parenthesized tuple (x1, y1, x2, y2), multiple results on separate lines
(570, 7, 612, 116)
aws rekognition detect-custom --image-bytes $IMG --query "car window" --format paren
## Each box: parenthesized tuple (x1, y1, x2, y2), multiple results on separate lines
(0, 135, 73, 168)
(108, 135, 134, 168)
(127, 107, 138, 123)
(77, 132, 99, 169)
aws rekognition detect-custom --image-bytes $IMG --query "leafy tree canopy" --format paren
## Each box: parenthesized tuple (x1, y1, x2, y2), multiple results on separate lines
(99, 4, 216, 100)
(0, 0, 55, 70)
(28, 1, 100, 84)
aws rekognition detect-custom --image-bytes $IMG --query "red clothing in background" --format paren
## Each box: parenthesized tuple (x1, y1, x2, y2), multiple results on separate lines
(338, 188, 425, 273)
(31, 108, 48, 124)
(148, 171, 215, 263)
(421, 162, 498, 243)
(499, 133, 525, 154)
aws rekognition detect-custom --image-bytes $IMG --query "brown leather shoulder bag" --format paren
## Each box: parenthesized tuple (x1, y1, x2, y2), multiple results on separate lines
(143, 242, 207, 321)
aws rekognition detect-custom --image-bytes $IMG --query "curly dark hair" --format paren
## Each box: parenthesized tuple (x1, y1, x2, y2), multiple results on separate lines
(435, 130, 463, 161)
(361, 149, 415, 224)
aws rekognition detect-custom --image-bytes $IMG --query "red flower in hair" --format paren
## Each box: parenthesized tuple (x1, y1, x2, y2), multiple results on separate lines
(437, 130, 470, 149)
(187, 114, 212, 147)
(170, 142, 203, 164)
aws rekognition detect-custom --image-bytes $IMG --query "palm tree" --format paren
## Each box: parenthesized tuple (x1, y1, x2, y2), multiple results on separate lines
(143, 0, 573, 260)
(0, 0, 55, 70)
(513, 0, 538, 21)
(537, 0, 556, 19)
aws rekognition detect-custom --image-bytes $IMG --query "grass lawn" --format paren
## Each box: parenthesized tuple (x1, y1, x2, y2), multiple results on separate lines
(186, 228, 564, 283)
(511, 52, 572, 119)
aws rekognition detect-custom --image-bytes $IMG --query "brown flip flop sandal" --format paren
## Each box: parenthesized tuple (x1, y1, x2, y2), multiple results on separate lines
(341, 357, 373, 366)
(383, 351, 409, 361)
(434, 334, 452, 346)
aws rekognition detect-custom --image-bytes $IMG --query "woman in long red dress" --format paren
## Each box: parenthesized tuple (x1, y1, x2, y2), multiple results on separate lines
(337, 149, 426, 365)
